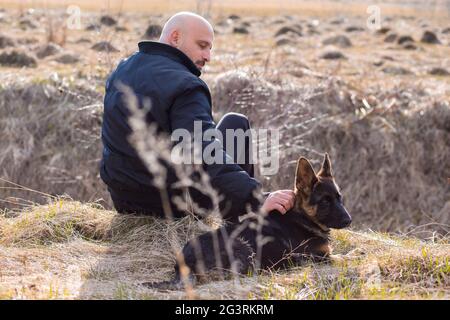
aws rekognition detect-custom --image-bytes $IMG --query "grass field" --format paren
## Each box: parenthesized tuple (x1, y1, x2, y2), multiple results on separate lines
(0, 199, 448, 299)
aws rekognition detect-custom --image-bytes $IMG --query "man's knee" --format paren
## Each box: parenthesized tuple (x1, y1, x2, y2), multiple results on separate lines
(218, 112, 250, 131)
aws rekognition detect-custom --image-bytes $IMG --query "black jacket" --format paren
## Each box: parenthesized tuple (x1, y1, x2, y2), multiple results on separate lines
(100, 41, 262, 220)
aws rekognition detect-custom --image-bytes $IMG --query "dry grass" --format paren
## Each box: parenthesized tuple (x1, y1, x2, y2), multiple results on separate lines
(0, 199, 448, 299)
(0, 81, 109, 210)
(45, 15, 67, 47)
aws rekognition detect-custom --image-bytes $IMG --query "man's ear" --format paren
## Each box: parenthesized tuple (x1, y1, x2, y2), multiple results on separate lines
(295, 157, 317, 194)
(317, 153, 333, 178)
(169, 30, 181, 48)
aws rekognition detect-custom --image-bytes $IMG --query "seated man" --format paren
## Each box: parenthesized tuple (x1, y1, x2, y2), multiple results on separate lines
(100, 12, 294, 222)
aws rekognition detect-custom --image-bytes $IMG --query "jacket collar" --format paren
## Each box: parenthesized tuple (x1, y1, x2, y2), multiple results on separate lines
(138, 41, 201, 77)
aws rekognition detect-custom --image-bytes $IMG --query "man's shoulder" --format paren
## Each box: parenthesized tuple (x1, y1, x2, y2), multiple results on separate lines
(108, 51, 210, 104)
(136, 52, 208, 88)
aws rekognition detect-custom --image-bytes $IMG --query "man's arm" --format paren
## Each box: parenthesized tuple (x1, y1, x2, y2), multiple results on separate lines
(169, 84, 262, 221)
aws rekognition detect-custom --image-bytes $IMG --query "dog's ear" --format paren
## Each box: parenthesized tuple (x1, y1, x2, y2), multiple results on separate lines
(295, 157, 318, 193)
(318, 153, 333, 178)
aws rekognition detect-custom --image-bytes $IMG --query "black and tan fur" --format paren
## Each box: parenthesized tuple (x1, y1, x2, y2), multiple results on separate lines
(145, 153, 352, 289)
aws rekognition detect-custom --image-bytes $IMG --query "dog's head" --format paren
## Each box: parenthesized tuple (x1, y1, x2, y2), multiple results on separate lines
(294, 153, 352, 230)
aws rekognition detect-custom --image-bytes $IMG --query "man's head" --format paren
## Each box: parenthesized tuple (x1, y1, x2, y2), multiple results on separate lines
(159, 12, 214, 72)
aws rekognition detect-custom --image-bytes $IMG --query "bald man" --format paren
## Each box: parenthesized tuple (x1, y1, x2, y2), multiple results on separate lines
(100, 12, 295, 221)
(159, 12, 213, 71)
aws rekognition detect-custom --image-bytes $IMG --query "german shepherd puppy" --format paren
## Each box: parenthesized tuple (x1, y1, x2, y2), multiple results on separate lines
(145, 153, 351, 289)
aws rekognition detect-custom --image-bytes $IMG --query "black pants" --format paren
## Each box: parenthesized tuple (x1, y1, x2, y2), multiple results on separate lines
(111, 112, 254, 216)
(216, 112, 254, 178)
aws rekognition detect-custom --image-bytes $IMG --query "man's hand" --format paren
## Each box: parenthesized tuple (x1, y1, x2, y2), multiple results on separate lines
(261, 190, 295, 214)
